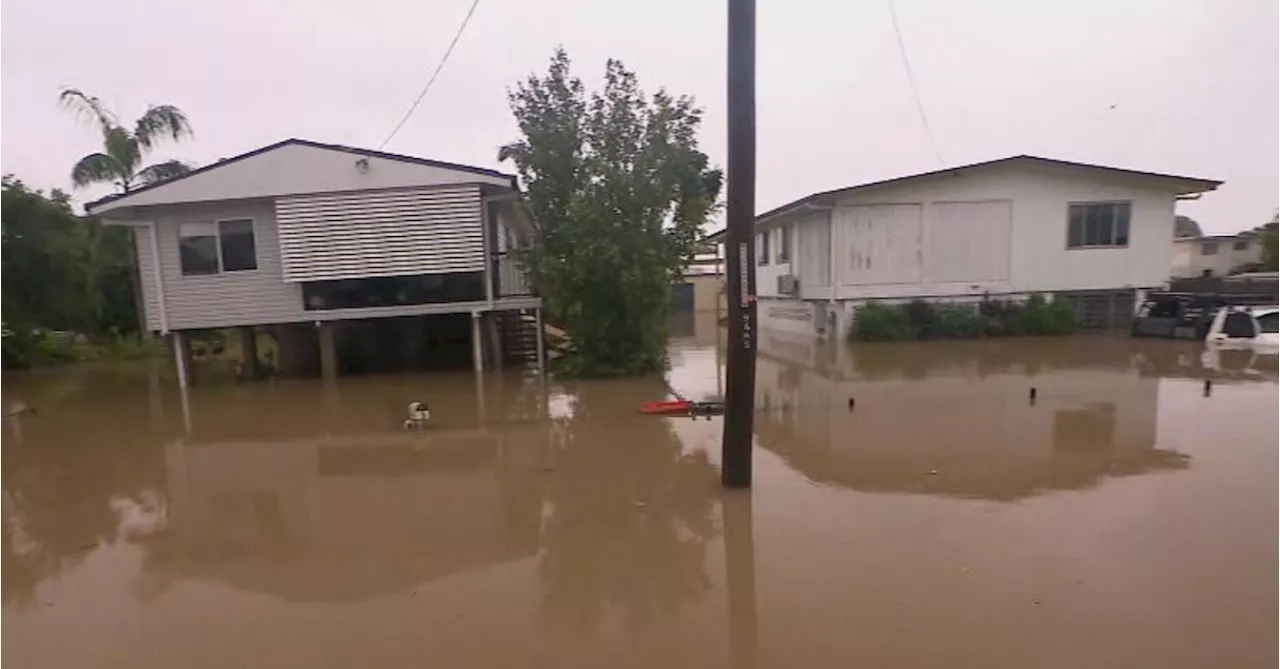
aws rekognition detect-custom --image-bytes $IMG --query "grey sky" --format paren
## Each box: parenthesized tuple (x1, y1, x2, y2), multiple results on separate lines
(2, 0, 1276, 233)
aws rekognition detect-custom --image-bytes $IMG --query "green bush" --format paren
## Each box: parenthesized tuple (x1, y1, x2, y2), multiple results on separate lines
(900, 299, 938, 339)
(1015, 294, 1078, 335)
(934, 304, 986, 338)
(1045, 297, 1079, 334)
(851, 294, 1079, 342)
(851, 301, 913, 341)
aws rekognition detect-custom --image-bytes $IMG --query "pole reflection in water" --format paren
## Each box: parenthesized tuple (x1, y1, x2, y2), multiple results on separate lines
(722, 489, 758, 669)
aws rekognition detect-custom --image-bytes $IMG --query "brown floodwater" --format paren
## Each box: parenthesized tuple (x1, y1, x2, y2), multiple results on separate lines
(3, 313, 1277, 668)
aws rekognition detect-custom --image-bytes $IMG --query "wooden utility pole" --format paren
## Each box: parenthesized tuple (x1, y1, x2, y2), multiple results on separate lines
(721, 0, 757, 489)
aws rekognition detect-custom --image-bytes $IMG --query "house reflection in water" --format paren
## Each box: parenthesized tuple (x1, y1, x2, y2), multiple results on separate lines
(752, 331, 1191, 500)
(152, 393, 549, 603)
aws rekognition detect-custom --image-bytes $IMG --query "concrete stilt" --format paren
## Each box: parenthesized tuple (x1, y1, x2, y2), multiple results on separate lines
(471, 312, 485, 373)
(172, 331, 192, 388)
(534, 308, 547, 375)
(318, 322, 338, 381)
(487, 314, 504, 369)
(239, 326, 261, 379)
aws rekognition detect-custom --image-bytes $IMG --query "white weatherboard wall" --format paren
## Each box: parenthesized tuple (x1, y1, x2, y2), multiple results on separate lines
(138, 200, 305, 330)
(275, 185, 484, 282)
(104, 142, 512, 209)
(763, 163, 1178, 304)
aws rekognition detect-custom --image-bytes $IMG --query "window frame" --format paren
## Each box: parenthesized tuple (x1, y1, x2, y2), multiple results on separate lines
(1200, 242, 1219, 256)
(758, 231, 770, 266)
(776, 225, 791, 263)
(177, 217, 260, 276)
(1065, 201, 1132, 250)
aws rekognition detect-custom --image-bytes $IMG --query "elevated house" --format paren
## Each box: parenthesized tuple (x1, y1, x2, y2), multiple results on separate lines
(706, 155, 1222, 338)
(86, 139, 544, 385)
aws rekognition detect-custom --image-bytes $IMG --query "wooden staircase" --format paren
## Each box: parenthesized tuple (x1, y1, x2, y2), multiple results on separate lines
(494, 310, 571, 368)
(496, 310, 542, 367)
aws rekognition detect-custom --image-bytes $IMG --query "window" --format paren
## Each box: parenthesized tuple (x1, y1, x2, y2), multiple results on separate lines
(1222, 312, 1258, 338)
(1256, 312, 1278, 334)
(178, 222, 220, 275)
(179, 219, 257, 275)
(776, 225, 791, 263)
(1067, 202, 1131, 248)
(1201, 242, 1219, 256)
(302, 272, 485, 310)
(1232, 240, 1250, 251)
(758, 232, 770, 265)
(219, 219, 258, 271)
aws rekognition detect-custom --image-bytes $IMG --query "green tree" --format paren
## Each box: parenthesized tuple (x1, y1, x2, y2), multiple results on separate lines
(1261, 210, 1278, 271)
(58, 88, 193, 192)
(1, 178, 140, 368)
(500, 49, 722, 377)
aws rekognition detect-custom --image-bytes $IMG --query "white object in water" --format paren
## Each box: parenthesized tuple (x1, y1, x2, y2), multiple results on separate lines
(1205, 305, 1279, 351)
(404, 401, 431, 430)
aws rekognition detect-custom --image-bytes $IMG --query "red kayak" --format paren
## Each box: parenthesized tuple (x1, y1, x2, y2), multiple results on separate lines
(639, 400, 693, 415)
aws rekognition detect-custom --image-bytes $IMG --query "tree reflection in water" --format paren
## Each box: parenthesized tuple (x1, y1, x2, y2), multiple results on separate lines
(538, 378, 720, 633)
(2, 369, 167, 607)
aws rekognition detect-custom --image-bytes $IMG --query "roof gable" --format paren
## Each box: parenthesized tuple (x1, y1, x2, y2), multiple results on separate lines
(86, 139, 517, 215)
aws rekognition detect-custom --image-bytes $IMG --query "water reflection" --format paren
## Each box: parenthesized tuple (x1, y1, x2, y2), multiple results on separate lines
(752, 333, 1192, 500)
(539, 376, 719, 632)
(3, 364, 168, 608)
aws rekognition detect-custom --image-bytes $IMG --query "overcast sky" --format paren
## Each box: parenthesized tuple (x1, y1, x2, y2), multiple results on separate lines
(2, 0, 1276, 233)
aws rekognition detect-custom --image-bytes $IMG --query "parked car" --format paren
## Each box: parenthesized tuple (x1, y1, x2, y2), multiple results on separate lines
(1205, 305, 1279, 350)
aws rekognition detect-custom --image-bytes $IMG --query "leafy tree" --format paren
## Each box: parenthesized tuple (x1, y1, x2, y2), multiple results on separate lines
(1, 178, 139, 368)
(1174, 215, 1202, 239)
(58, 88, 194, 192)
(500, 49, 722, 376)
(1261, 210, 1278, 271)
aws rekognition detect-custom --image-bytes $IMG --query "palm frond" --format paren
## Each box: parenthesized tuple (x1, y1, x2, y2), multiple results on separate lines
(134, 105, 193, 150)
(58, 88, 118, 131)
(70, 153, 126, 189)
(136, 160, 193, 185)
(102, 126, 141, 175)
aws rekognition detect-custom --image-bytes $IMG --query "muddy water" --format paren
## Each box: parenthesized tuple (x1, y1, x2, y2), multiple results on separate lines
(3, 316, 1276, 668)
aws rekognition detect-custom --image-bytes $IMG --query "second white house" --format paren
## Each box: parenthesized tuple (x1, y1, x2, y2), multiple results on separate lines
(706, 155, 1222, 339)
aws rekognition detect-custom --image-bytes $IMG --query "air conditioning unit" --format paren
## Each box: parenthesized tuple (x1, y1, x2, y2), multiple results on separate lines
(777, 274, 800, 296)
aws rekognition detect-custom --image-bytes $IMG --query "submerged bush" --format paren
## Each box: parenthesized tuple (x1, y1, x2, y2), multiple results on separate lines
(934, 304, 986, 338)
(1016, 294, 1079, 335)
(850, 301, 913, 341)
(851, 293, 1079, 342)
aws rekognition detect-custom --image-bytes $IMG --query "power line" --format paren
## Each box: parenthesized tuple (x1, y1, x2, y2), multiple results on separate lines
(886, 0, 944, 166)
(377, 0, 482, 150)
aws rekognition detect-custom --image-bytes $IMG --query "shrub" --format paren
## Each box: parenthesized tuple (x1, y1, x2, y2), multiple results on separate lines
(901, 299, 938, 339)
(1014, 293, 1078, 335)
(851, 301, 913, 341)
(934, 304, 986, 338)
(1045, 297, 1079, 334)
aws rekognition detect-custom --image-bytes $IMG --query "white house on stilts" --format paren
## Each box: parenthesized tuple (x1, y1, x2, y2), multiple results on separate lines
(86, 139, 545, 386)
(706, 155, 1222, 339)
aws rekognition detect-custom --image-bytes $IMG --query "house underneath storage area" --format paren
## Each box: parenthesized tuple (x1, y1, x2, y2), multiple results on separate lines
(86, 139, 544, 385)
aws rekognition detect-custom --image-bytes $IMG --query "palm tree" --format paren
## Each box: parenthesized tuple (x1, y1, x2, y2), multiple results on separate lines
(58, 88, 194, 192)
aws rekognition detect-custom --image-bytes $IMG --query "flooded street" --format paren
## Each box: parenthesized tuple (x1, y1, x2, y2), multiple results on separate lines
(4, 314, 1276, 668)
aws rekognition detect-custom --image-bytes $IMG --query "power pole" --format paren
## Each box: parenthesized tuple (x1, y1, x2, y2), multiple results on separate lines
(721, 0, 757, 489)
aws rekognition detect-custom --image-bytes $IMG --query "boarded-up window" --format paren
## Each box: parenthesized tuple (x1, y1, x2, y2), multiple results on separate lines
(926, 201, 1012, 283)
